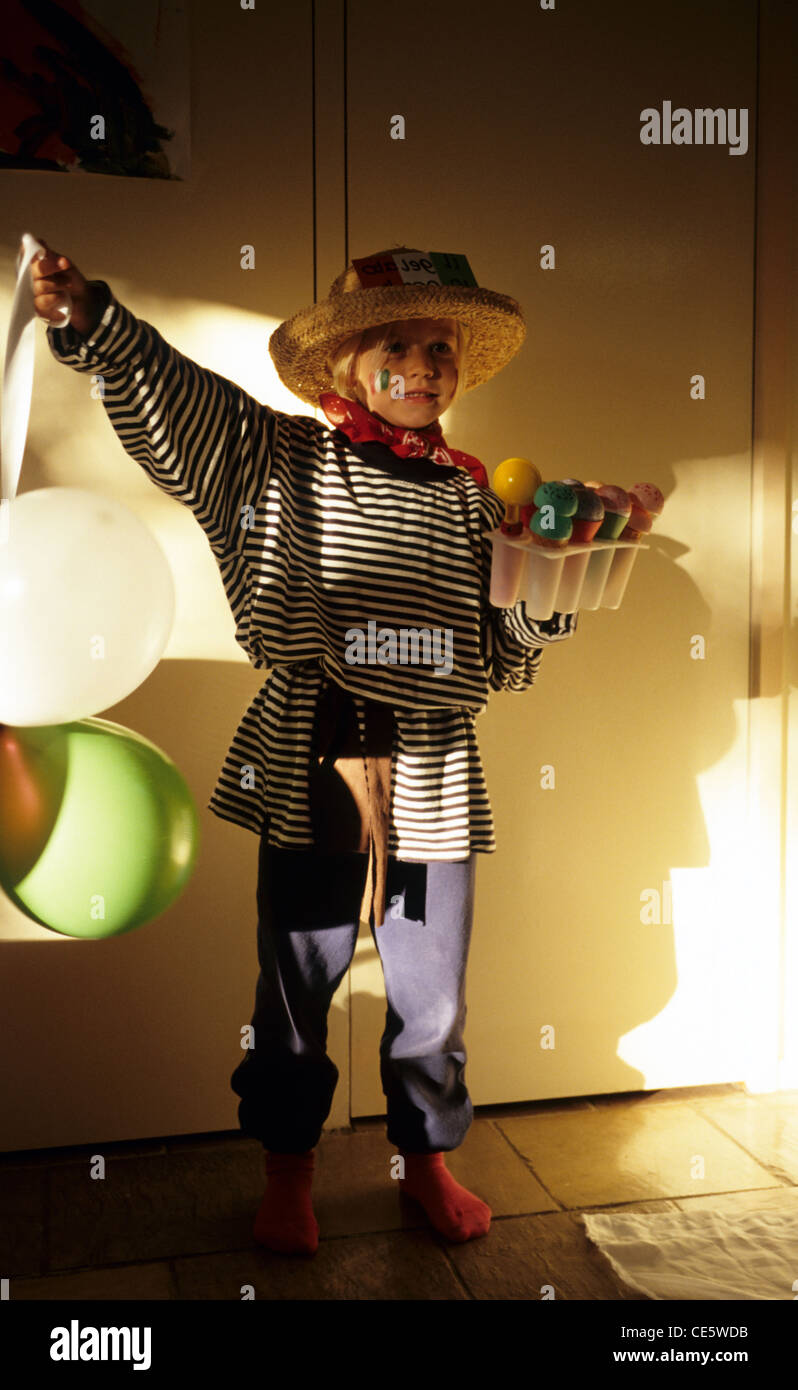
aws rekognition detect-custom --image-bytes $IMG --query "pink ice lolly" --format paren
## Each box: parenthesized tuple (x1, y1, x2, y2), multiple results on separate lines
(629, 483, 664, 516)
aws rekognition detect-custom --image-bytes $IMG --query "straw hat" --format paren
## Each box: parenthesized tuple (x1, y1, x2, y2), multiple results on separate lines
(268, 246, 526, 406)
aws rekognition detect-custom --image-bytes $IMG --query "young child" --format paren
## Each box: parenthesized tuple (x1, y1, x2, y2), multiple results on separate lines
(33, 240, 578, 1256)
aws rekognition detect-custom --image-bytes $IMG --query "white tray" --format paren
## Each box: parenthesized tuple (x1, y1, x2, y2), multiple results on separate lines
(489, 530, 650, 618)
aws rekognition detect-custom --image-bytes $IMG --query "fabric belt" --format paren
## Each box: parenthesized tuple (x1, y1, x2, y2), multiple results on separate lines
(308, 678, 396, 927)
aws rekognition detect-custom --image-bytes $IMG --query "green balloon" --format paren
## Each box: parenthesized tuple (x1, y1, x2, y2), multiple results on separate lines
(0, 718, 199, 938)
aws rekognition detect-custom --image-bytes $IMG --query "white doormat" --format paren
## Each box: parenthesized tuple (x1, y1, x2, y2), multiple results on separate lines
(582, 1203, 798, 1300)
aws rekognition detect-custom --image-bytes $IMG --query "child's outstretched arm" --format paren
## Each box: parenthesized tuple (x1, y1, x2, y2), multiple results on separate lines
(33, 240, 275, 557)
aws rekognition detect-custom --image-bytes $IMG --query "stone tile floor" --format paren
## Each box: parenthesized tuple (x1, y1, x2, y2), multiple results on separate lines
(3, 1083, 797, 1300)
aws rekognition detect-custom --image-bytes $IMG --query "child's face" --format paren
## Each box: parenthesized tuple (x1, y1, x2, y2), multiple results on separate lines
(354, 318, 459, 428)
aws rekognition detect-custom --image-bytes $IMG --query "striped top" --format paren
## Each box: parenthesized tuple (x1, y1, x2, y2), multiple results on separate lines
(46, 281, 578, 861)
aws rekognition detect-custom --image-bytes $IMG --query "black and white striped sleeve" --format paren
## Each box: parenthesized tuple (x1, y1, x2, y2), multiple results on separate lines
(46, 281, 276, 557)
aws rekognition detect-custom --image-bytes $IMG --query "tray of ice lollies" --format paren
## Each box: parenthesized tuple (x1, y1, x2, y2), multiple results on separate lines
(488, 457, 665, 618)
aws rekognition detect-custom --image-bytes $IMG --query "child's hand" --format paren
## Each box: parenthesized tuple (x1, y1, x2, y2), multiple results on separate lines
(28, 238, 99, 337)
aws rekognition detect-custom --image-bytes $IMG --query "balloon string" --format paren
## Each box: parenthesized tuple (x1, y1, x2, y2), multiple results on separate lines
(1, 231, 72, 517)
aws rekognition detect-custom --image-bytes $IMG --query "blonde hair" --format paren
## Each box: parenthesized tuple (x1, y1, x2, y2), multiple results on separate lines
(327, 318, 469, 411)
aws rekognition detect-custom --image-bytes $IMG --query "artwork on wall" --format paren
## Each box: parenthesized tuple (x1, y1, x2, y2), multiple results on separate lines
(0, 0, 189, 179)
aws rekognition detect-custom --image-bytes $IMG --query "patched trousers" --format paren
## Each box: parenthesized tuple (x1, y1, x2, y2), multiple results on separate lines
(230, 834, 478, 1154)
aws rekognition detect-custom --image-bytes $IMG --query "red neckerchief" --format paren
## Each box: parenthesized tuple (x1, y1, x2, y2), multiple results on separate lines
(319, 390, 490, 489)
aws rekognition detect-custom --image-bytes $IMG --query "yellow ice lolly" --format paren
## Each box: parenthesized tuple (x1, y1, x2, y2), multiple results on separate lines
(492, 457, 541, 536)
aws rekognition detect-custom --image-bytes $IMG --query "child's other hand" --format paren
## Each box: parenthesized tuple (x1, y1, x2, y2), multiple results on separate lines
(28, 238, 98, 336)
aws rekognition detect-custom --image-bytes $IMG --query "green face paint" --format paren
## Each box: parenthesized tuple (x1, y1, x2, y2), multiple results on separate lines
(375, 368, 390, 392)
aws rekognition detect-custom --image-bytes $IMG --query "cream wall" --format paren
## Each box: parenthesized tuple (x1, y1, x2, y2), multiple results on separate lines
(0, 0, 327, 1150)
(344, 0, 776, 1112)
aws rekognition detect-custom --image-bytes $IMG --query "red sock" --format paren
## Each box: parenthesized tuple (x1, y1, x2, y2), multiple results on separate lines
(253, 1150, 319, 1255)
(398, 1150, 491, 1242)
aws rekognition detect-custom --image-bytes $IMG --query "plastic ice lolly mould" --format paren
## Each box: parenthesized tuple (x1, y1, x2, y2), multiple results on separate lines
(488, 530, 649, 619)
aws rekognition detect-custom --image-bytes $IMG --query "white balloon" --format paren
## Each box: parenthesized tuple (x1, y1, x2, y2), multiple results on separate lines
(0, 488, 175, 726)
